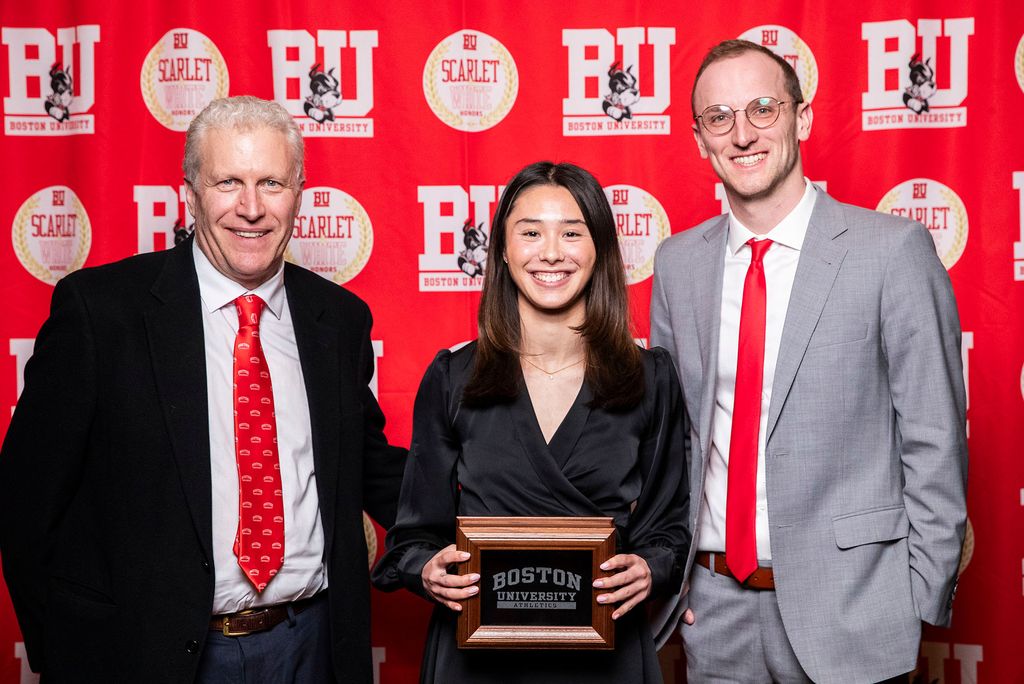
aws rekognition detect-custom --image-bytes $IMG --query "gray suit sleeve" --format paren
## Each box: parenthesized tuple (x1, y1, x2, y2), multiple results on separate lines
(650, 244, 676, 355)
(881, 222, 968, 626)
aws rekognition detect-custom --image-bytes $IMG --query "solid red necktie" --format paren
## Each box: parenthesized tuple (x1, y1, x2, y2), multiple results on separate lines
(232, 294, 285, 592)
(726, 238, 772, 584)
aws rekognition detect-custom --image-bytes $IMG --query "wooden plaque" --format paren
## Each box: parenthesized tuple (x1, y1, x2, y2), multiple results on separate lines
(455, 516, 615, 650)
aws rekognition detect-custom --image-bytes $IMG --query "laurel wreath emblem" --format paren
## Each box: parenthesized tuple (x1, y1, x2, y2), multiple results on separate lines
(141, 30, 230, 132)
(621, 191, 671, 285)
(423, 32, 517, 132)
(876, 183, 967, 271)
(958, 517, 974, 575)
(363, 512, 378, 568)
(937, 187, 968, 270)
(478, 42, 518, 129)
(285, 191, 373, 285)
(792, 36, 818, 104)
(12, 190, 91, 285)
(336, 196, 374, 284)
(1015, 34, 1024, 94)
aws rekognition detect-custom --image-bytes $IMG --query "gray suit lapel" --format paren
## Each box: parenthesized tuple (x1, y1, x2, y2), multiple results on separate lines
(692, 217, 728, 458)
(766, 190, 848, 442)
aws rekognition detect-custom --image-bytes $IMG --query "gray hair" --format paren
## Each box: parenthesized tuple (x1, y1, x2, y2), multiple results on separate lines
(183, 96, 305, 185)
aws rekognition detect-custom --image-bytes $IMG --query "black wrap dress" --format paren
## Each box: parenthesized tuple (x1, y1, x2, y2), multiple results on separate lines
(372, 342, 690, 683)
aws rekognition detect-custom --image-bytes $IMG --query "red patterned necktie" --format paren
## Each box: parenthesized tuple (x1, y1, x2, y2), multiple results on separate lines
(726, 238, 772, 584)
(232, 294, 285, 592)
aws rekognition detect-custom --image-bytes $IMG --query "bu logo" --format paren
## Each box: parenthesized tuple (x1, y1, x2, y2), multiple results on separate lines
(2, 25, 100, 136)
(133, 185, 194, 254)
(861, 17, 974, 130)
(418, 185, 504, 291)
(267, 29, 377, 137)
(562, 27, 674, 136)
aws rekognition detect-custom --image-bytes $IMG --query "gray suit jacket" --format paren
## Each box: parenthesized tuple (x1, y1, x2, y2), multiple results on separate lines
(649, 188, 967, 683)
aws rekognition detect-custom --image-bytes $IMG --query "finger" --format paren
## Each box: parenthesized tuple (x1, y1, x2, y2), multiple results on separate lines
(611, 593, 644, 620)
(683, 608, 695, 625)
(430, 571, 480, 589)
(598, 554, 634, 571)
(596, 581, 647, 607)
(428, 580, 481, 610)
(431, 583, 480, 602)
(434, 546, 471, 566)
(593, 567, 639, 589)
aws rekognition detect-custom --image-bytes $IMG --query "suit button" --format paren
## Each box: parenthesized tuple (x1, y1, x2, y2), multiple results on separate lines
(202, 560, 211, 572)
(185, 640, 200, 654)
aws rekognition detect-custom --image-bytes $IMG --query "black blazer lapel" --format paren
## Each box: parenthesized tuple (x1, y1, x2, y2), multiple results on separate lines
(144, 240, 213, 562)
(285, 266, 341, 560)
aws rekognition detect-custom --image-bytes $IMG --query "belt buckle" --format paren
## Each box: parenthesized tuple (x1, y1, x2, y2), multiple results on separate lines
(221, 608, 261, 637)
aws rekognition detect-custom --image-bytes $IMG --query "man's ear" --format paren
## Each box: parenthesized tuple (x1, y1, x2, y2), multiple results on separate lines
(692, 122, 710, 160)
(796, 102, 813, 142)
(184, 179, 197, 217)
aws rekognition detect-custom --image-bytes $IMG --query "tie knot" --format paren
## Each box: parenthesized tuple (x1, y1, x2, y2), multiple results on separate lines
(747, 238, 773, 264)
(235, 294, 266, 329)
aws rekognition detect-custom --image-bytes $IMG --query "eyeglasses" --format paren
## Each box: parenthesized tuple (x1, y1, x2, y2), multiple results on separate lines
(694, 97, 801, 135)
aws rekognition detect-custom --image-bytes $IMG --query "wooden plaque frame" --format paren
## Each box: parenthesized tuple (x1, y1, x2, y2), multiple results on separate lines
(455, 516, 615, 650)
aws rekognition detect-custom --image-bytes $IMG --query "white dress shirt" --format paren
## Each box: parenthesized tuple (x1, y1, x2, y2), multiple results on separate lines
(193, 243, 328, 614)
(698, 180, 817, 562)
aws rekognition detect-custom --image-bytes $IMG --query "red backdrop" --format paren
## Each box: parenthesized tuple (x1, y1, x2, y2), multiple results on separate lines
(2, 0, 1022, 681)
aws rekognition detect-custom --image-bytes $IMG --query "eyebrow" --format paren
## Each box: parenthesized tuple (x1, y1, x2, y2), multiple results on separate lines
(514, 217, 587, 225)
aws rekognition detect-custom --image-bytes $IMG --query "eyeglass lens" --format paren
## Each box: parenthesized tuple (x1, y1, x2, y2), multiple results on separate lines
(700, 97, 783, 133)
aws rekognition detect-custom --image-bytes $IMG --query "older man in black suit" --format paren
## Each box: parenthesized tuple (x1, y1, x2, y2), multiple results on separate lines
(0, 96, 405, 683)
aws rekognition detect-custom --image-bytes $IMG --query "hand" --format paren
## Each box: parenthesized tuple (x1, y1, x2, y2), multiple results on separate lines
(592, 553, 652, 620)
(420, 544, 479, 612)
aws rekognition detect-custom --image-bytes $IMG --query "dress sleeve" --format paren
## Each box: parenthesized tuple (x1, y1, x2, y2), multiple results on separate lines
(624, 347, 691, 598)
(371, 349, 461, 600)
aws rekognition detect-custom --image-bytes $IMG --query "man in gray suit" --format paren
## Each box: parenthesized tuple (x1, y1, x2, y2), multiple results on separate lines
(650, 40, 967, 683)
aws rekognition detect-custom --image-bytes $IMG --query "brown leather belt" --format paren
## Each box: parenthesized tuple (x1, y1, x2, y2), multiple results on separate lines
(210, 592, 326, 637)
(696, 552, 775, 590)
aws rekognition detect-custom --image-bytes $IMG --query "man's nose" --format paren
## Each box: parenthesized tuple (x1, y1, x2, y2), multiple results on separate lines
(731, 111, 760, 147)
(236, 185, 265, 220)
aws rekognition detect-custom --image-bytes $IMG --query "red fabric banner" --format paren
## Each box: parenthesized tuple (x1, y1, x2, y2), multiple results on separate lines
(2, 0, 1021, 681)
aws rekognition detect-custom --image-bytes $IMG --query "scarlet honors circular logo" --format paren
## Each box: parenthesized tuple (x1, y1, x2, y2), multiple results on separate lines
(12, 186, 91, 285)
(738, 25, 818, 103)
(876, 178, 968, 270)
(286, 186, 373, 284)
(1016, 34, 1024, 94)
(140, 29, 229, 131)
(604, 185, 671, 285)
(423, 29, 518, 132)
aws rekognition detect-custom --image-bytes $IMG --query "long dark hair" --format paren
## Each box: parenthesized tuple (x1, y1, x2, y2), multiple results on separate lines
(462, 161, 644, 410)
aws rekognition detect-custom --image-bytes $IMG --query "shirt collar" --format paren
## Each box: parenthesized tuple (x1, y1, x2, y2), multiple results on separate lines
(192, 240, 286, 320)
(727, 178, 817, 256)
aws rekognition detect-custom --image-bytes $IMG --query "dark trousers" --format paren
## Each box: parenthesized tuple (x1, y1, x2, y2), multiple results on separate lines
(196, 597, 332, 684)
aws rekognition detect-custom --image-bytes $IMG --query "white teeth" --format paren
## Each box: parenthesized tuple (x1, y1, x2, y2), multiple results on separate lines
(734, 152, 767, 166)
(533, 272, 568, 283)
(235, 230, 265, 238)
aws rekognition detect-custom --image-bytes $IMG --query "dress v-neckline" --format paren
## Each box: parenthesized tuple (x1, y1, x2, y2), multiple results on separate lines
(516, 377, 591, 465)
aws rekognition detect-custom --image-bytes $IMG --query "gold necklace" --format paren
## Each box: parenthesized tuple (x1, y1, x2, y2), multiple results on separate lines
(521, 355, 584, 380)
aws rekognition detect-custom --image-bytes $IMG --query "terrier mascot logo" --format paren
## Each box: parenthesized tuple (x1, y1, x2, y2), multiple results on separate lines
(45, 62, 74, 122)
(903, 53, 936, 114)
(603, 61, 639, 121)
(304, 63, 341, 123)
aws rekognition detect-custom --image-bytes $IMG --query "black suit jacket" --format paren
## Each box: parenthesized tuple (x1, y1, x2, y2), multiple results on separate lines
(0, 238, 405, 682)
